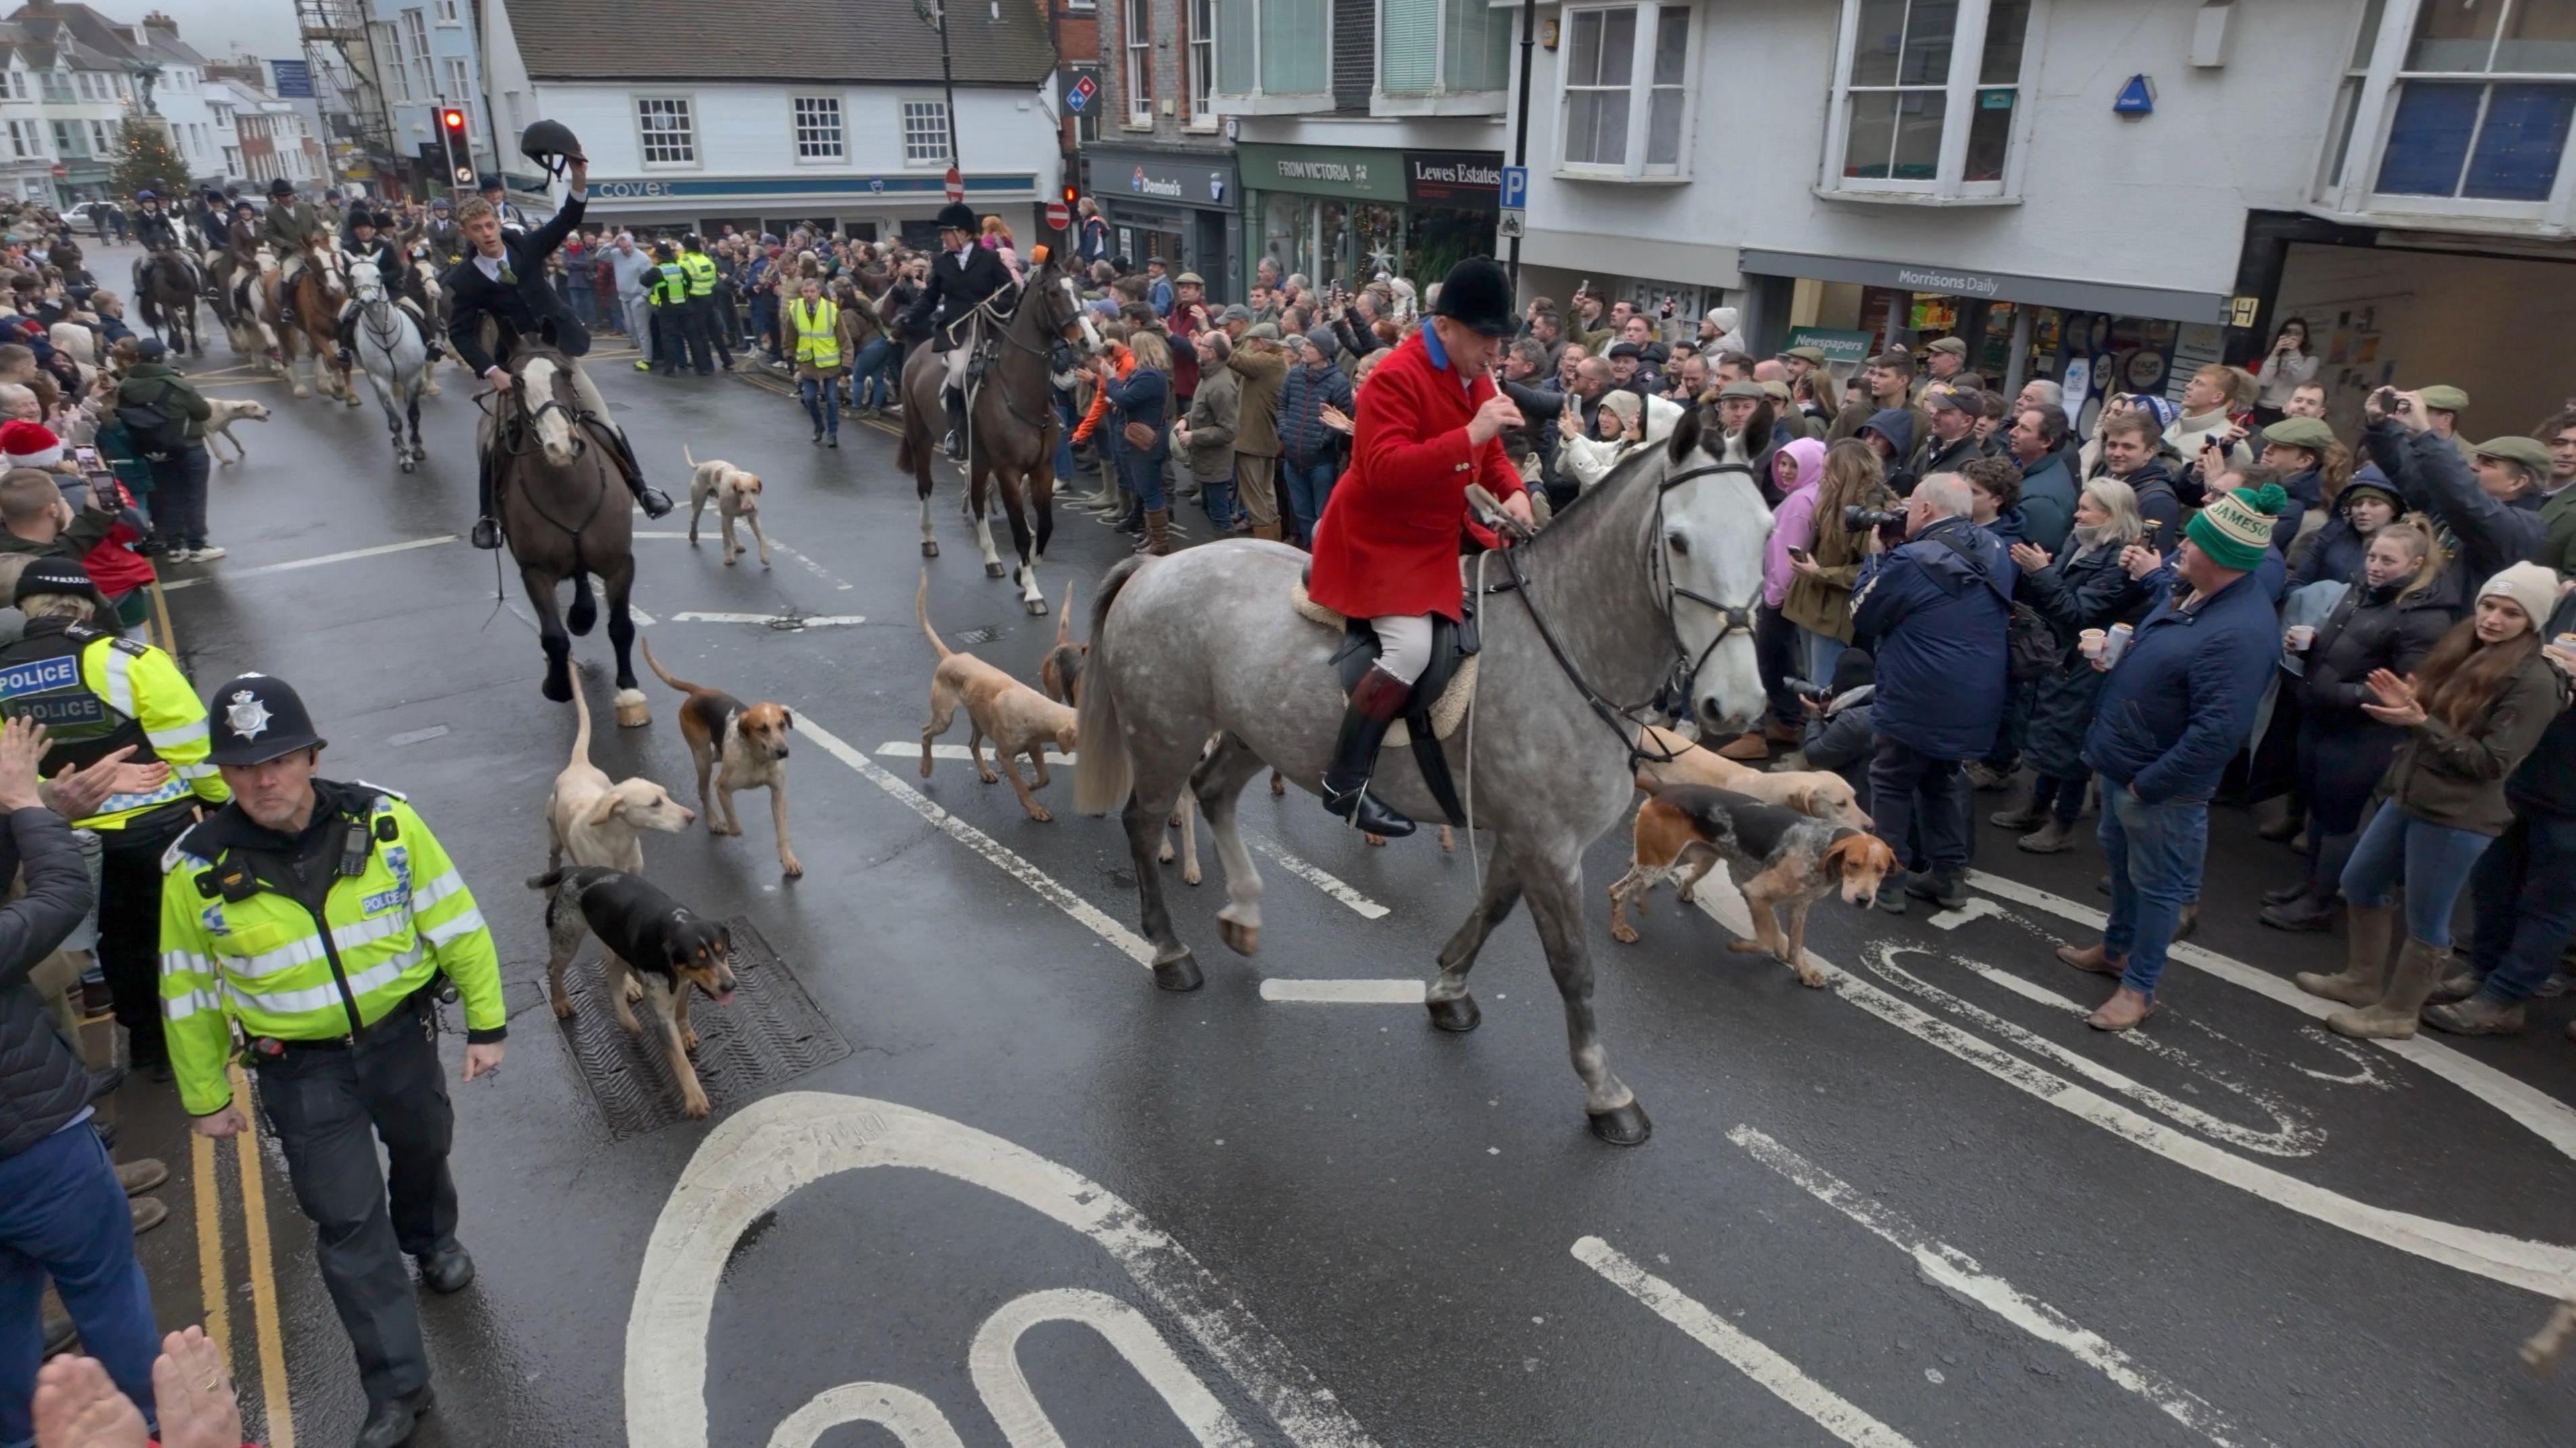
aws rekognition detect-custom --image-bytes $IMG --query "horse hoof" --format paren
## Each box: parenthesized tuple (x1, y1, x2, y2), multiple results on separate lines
(1426, 995, 1481, 1033)
(1024, 596, 1048, 616)
(1218, 917, 1258, 957)
(1152, 953, 1203, 993)
(614, 690, 651, 728)
(1587, 1101, 1653, 1147)
(984, 561, 1006, 579)
(398, 459, 415, 474)
(922, 541, 939, 558)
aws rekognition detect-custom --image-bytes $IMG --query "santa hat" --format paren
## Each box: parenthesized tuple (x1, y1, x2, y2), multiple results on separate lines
(1, 419, 62, 469)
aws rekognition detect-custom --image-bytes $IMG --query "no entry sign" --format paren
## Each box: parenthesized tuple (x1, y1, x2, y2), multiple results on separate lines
(1044, 199, 1070, 230)
(944, 166, 964, 203)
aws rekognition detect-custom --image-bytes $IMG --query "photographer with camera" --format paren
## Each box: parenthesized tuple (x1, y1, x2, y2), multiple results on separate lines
(1848, 474, 2015, 913)
(2361, 386, 2565, 583)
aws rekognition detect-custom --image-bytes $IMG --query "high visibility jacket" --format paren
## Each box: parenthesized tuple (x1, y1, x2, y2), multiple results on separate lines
(0, 620, 228, 833)
(649, 261, 690, 307)
(788, 297, 841, 370)
(158, 783, 505, 1117)
(679, 251, 717, 298)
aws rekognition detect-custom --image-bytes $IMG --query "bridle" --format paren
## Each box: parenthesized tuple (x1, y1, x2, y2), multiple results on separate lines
(1486, 453, 1763, 765)
(962, 270, 1089, 435)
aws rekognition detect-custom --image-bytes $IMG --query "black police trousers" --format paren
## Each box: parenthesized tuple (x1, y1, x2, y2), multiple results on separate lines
(254, 995, 457, 1406)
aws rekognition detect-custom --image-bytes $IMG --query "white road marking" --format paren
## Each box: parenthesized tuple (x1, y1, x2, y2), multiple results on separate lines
(1730, 1126, 2277, 1448)
(634, 528, 854, 588)
(1258, 979, 1426, 1005)
(970, 1288, 1254, 1447)
(627, 1093, 1379, 1448)
(1966, 869, 2576, 1165)
(158, 534, 455, 590)
(1680, 882, 2576, 1297)
(1248, 836, 1390, 920)
(1572, 1236, 1916, 1448)
(1927, 898, 2004, 930)
(767, 1383, 963, 1448)
(803, 719, 1152, 967)
(668, 610, 867, 627)
(883, 742, 1075, 764)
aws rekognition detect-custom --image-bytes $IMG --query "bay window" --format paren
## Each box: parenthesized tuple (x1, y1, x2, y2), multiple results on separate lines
(1214, 0, 1332, 107)
(1821, 0, 2037, 201)
(1558, 3, 1694, 177)
(1380, 0, 1512, 105)
(2316, 0, 2576, 225)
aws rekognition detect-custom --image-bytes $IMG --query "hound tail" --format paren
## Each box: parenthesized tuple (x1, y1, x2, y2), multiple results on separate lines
(1071, 556, 1147, 816)
(684, 445, 699, 470)
(915, 570, 953, 660)
(1053, 581, 1075, 649)
(639, 636, 702, 696)
(569, 671, 595, 769)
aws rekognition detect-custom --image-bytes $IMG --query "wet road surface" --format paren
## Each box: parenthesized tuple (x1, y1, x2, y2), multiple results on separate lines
(97, 247, 2576, 1447)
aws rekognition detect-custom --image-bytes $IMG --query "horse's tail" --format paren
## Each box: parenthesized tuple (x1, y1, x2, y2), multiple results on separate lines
(638, 635, 699, 696)
(914, 570, 951, 660)
(1071, 556, 1148, 816)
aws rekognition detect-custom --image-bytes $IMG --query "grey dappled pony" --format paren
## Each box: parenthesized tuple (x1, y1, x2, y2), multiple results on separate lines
(1073, 403, 1775, 1145)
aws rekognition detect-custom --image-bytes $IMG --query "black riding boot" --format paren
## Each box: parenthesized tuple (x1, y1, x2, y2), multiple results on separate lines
(1322, 666, 1417, 838)
(334, 312, 356, 368)
(471, 457, 500, 549)
(594, 425, 674, 517)
(944, 386, 968, 460)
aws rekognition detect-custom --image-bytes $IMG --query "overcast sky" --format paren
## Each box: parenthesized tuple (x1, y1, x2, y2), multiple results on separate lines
(133, 0, 307, 68)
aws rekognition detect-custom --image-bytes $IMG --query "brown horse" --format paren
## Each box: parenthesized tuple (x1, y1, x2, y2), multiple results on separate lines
(490, 341, 646, 724)
(895, 249, 1099, 616)
(260, 233, 354, 403)
(132, 245, 204, 357)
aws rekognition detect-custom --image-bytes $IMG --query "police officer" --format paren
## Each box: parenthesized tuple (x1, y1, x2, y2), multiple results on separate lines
(648, 238, 696, 376)
(676, 233, 729, 374)
(163, 674, 504, 1448)
(0, 557, 227, 1079)
(899, 201, 1013, 459)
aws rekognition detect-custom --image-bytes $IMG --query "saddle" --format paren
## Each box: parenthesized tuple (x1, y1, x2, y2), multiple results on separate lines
(1292, 571, 1481, 827)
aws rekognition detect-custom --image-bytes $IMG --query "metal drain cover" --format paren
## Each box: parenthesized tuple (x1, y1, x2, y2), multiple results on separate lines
(556, 917, 850, 1139)
(953, 626, 1004, 645)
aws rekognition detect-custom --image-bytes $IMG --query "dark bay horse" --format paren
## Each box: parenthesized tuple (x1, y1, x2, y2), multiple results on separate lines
(490, 342, 645, 725)
(133, 245, 204, 357)
(894, 251, 1099, 616)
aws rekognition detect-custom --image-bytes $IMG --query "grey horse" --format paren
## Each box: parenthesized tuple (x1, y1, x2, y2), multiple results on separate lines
(1073, 404, 1776, 1145)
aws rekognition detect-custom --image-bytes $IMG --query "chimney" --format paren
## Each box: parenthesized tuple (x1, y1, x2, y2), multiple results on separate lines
(143, 11, 178, 35)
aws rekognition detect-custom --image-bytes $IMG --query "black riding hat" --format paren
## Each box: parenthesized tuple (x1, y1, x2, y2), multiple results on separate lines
(519, 119, 584, 179)
(267, 178, 294, 198)
(1432, 256, 1515, 338)
(935, 201, 977, 233)
(346, 207, 375, 231)
(206, 673, 327, 767)
(477, 172, 504, 194)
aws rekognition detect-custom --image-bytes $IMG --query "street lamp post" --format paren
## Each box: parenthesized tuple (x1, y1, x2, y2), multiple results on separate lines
(1507, 0, 1535, 288)
(914, 0, 962, 172)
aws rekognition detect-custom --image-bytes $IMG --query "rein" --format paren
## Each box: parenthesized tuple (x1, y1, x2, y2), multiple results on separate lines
(1485, 457, 1762, 765)
(961, 282, 1079, 437)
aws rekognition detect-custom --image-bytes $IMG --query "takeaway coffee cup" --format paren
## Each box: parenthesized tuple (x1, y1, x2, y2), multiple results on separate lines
(2078, 628, 2106, 660)
(2287, 625, 2317, 653)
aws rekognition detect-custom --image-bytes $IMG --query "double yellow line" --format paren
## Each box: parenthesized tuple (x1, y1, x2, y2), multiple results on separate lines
(182, 1060, 298, 1445)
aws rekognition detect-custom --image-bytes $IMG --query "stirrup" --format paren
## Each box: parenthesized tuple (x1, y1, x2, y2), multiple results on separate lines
(1324, 783, 1416, 838)
(469, 516, 502, 550)
(633, 486, 674, 518)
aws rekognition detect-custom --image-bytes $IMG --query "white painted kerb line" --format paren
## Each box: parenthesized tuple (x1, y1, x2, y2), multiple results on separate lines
(671, 612, 867, 627)
(1729, 1126, 2277, 1448)
(1572, 1236, 1916, 1448)
(802, 718, 1153, 967)
(1258, 979, 1426, 1005)
(158, 534, 455, 591)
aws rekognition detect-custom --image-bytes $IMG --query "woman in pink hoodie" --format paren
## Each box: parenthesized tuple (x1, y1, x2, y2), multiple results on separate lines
(1721, 437, 1831, 761)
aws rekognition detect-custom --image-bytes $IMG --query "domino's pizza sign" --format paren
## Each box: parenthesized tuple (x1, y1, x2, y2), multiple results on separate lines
(1064, 72, 1097, 115)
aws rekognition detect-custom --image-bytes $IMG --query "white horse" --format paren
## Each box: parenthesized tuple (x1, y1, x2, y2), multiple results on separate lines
(347, 260, 429, 471)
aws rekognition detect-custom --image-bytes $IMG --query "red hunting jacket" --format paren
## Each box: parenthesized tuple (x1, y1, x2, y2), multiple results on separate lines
(1307, 329, 1529, 622)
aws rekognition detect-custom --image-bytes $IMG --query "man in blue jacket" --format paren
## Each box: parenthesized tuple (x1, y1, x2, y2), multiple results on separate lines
(2058, 482, 2289, 1031)
(1849, 474, 2013, 911)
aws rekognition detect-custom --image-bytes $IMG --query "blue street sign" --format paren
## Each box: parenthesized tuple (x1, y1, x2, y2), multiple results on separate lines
(1499, 164, 1527, 212)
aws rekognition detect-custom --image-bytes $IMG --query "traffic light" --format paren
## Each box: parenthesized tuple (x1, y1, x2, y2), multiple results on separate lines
(441, 108, 466, 139)
(1061, 182, 1077, 211)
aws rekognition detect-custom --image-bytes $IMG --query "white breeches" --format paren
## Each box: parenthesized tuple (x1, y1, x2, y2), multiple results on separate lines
(943, 345, 970, 392)
(1371, 614, 1434, 685)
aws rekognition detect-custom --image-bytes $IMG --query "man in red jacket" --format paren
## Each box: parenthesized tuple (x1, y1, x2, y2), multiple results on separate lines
(1305, 257, 1534, 837)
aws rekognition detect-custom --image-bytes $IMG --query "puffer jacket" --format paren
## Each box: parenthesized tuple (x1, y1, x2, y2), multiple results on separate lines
(1277, 357, 1354, 468)
(2083, 570, 2290, 803)
(2017, 537, 2153, 779)
(2299, 574, 2459, 720)
(0, 806, 103, 1160)
(1849, 515, 2014, 759)
(2380, 644, 2569, 835)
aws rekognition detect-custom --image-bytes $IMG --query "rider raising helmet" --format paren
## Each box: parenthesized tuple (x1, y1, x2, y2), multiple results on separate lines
(444, 144, 672, 549)
(1302, 256, 1536, 838)
(896, 201, 1013, 459)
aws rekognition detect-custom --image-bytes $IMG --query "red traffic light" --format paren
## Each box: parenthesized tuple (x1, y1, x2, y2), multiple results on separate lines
(1061, 183, 1077, 208)
(440, 108, 466, 132)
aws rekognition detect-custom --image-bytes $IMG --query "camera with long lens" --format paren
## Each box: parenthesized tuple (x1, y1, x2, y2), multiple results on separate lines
(1845, 504, 1907, 547)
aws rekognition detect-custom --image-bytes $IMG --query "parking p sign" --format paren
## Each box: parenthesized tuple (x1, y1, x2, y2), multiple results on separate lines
(1499, 165, 1527, 212)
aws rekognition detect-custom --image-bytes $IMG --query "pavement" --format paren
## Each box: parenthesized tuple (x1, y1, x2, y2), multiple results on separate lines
(73, 237, 2576, 1448)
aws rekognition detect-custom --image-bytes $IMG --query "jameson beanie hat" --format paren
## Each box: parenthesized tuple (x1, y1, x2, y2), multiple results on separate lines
(0, 419, 62, 468)
(2477, 561, 2559, 629)
(2185, 481, 2288, 571)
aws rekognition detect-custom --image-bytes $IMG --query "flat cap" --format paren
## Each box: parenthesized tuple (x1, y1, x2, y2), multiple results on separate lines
(2473, 435, 2551, 471)
(2418, 384, 2469, 412)
(1926, 336, 1968, 355)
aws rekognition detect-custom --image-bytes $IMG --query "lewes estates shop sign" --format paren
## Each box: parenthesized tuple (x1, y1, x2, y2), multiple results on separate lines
(1238, 144, 1500, 207)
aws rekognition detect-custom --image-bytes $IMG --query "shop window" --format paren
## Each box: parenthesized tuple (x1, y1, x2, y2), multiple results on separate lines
(1558, 3, 1694, 177)
(793, 97, 844, 161)
(1214, 0, 1332, 107)
(2318, 0, 2576, 224)
(1823, 0, 2034, 201)
(636, 96, 696, 167)
(1380, 0, 1511, 103)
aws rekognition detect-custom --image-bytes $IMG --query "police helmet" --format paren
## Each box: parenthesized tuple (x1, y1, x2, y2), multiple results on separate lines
(206, 674, 327, 767)
(267, 178, 294, 199)
(12, 555, 106, 612)
(934, 201, 977, 233)
(519, 119, 585, 179)
(682, 233, 702, 251)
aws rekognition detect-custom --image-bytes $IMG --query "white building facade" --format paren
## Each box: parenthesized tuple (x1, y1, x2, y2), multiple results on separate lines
(481, 0, 1067, 241)
(1505, 0, 2576, 436)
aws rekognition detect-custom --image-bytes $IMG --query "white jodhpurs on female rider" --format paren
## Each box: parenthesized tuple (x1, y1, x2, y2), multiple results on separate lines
(1370, 614, 1434, 685)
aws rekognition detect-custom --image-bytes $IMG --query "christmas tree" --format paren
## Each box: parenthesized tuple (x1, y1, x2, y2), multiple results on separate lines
(111, 116, 193, 201)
